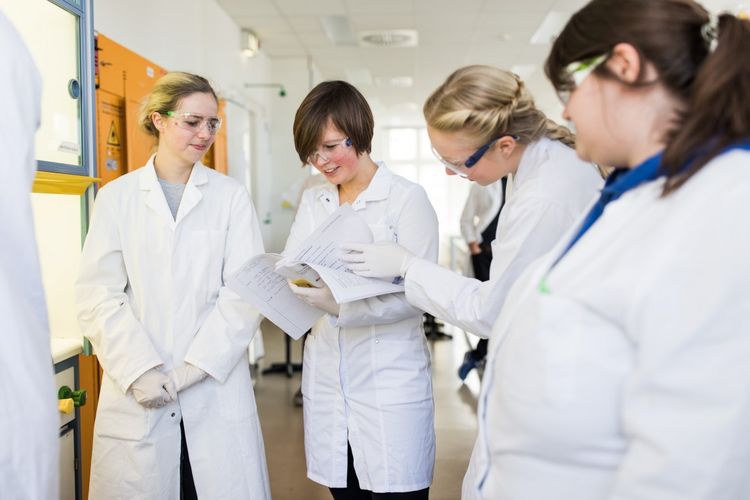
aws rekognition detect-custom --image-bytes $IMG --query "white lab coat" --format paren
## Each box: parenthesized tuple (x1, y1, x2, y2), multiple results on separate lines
(406, 138, 602, 337)
(459, 180, 504, 245)
(0, 12, 59, 500)
(465, 149, 750, 500)
(285, 163, 438, 492)
(76, 157, 270, 499)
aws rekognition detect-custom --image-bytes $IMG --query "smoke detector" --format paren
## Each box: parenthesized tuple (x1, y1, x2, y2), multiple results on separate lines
(358, 29, 418, 48)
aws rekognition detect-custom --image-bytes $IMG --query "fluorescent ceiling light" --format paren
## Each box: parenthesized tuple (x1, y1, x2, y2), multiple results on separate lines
(530, 11, 570, 45)
(375, 76, 414, 88)
(320, 15, 357, 45)
(345, 68, 373, 86)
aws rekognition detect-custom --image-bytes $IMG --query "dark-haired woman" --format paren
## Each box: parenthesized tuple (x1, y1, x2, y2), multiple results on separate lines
(285, 80, 438, 499)
(461, 1, 750, 499)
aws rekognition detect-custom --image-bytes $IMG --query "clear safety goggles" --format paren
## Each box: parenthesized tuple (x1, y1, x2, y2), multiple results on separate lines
(307, 137, 352, 166)
(431, 134, 517, 177)
(556, 54, 608, 105)
(166, 111, 222, 135)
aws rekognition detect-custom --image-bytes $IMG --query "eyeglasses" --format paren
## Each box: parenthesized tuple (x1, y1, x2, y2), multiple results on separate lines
(431, 134, 518, 177)
(307, 137, 352, 166)
(556, 54, 608, 105)
(165, 111, 222, 135)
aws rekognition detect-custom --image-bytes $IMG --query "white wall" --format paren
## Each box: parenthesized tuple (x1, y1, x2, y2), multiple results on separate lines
(260, 56, 323, 252)
(94, 0, 279, 247)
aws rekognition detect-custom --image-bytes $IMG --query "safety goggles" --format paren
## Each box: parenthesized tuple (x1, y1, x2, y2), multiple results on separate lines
(556, 54, 608, 105)
(165, 111, 222, 135)
(431, 134, 518, 177)
(307, 137, 352, 166)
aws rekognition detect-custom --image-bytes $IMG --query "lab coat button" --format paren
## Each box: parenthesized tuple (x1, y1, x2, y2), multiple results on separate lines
(171, 412, 176, 418)
(375, 338, 380, 344)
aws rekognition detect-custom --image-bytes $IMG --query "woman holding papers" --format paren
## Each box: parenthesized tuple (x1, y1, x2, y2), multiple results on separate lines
(341, 65, 602, 340)
(75, 72, 270, 499)
(286, 80, 438, 500)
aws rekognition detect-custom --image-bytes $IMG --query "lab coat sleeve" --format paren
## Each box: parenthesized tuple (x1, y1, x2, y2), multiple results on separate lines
(607, 196, 750, 500)
(183, 186, 265, 383)
(405, 195, 575, 338)
(460, 184, 481, 244)
(76, 190, 164, 393)
(334, 185, 439, 328)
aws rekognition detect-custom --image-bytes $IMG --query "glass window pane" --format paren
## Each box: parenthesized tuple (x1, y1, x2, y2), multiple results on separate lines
(388, 163, 418, 183)
(419, 128, 433, 159)
(3, 0, 82, 167)
(388, 128, 417, 161)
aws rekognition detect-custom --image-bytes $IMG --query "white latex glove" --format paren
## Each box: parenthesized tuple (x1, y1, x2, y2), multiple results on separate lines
(289, 282, 340, 316)
(167, 363, 208, 393)
(130, 368, 176, 409)
(339, 242, 416, 279)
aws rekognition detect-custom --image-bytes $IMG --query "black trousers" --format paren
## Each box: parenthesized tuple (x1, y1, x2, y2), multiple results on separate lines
(329, 444, 429, 500)
(180, 420, 198, 500)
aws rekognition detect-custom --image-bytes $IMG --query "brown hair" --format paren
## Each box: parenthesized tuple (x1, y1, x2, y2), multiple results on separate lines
(545, 0, 750, 194)
(293, 81, 373, 165)
(139, 72, 218, 140)
(423, 65, 575, 149)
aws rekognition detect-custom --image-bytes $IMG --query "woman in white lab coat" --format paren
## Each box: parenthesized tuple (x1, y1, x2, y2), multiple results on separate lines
(76, 72, 270, 499)
(341, 65, 603, 339)
(286, 81, 438, 499)
(461, 1, 750, 499)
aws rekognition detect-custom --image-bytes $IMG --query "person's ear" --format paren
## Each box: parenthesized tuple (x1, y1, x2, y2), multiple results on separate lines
(607, 43, 643, 84)
(494, 135, 517, 158)
(151, 111, 165, 132)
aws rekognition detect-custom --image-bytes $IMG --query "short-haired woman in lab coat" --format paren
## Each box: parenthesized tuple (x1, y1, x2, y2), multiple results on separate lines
(76, 72, 270, 499)
(464, 0, 750, 498)
(342, 65, 603, 339)
(286, 80, 438, 499)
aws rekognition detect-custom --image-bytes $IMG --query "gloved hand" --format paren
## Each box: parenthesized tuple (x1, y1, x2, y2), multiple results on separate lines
(289, 282, 340, 316)
(130, 368, 176, 409)
(167, 363, 208, 393)
(339, 242, 416, 279)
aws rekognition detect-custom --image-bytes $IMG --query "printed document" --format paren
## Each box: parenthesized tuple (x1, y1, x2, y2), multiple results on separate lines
(227, 205, 404, 337)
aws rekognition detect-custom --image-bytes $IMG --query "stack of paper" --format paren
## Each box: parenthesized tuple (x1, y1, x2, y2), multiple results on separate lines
(227, 205, 403, 338)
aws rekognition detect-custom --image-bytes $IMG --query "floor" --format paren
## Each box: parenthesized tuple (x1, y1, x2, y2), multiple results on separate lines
(253, 320, 481, 500)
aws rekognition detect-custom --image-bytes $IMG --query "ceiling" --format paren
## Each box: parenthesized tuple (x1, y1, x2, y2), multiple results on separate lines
(216, 0, 741, 124)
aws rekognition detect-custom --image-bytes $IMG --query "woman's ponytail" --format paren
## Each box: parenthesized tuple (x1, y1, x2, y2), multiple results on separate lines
(662, 13, 750, 193)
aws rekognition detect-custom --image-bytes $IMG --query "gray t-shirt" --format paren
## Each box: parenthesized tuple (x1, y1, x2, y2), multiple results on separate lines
(158, 178, 186, 220)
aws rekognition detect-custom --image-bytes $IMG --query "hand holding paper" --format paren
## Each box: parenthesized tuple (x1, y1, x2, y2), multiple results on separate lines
(289, 282, 340, 316)
(339, 242, 417, 279)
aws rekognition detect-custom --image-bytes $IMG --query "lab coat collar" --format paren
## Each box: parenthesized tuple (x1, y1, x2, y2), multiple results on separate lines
(317, 161, 392, 212)
(512, 137, 552, 188)
(139, 154, 208, 227)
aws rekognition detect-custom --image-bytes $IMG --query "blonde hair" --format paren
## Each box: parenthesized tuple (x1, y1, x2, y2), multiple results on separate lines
(138, 71, 218, 140)
(423, 65, 575, 148)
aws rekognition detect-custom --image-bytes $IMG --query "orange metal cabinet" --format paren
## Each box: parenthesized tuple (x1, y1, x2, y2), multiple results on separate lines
(95, 33, 165, 174)
(203, 99, 228, 174)
(95, 91, 126, 186)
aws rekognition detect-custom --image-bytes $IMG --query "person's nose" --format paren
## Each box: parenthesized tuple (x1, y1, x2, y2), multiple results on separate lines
(196, 121, 212, 140)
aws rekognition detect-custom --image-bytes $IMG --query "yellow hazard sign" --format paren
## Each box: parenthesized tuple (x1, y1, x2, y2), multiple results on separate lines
(107, 121, 120, 146)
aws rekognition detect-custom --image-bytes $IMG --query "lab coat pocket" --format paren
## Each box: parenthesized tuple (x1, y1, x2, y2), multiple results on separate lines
(501, 292, 583, 405)
(94, 375, 149, 441)
(369, 221, 397, 243)
(218, 363, 256, 422)
(373, 335, 432, 406)
(189, 229, 227, 303)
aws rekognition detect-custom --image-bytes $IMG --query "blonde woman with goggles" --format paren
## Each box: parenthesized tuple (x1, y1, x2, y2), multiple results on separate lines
(341, 65, 603, 340)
